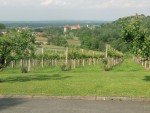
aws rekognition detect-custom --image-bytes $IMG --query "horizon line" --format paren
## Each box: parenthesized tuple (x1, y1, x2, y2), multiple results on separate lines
(0, 20, 113, 22)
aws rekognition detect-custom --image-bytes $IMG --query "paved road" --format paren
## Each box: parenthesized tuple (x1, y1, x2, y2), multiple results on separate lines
(0, 98, 149, 113)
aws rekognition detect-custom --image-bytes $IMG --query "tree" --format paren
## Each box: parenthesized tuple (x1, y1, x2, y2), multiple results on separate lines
(45, 27, 68, 47)
(0, 24, 5, 30)
(0, 24, 6, 36)
(0, 36, 13, 69)
(0, 29, 36, 70)
(121, 17, 150, 58)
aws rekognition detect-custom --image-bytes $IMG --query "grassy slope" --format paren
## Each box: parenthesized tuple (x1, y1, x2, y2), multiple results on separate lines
(0, 59, 149, 97)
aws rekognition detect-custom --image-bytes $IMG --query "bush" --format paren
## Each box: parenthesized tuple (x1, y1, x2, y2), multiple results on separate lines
(102, 58, 108, 65)
(104, 65, 110, 71)
(21, 66, 28, 73)
(60, 64, 71, 71)
(102, 58, 110, 71)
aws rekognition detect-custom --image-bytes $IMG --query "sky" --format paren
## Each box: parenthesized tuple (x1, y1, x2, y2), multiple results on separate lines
(0, 0, 150, 21)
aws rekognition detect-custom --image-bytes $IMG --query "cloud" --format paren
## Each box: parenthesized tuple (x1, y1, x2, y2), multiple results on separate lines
(41, 0, 68, 6)
(0, 0, 150, 9)
(40, 0, 150, 9)
(0, 0, 41, 6)
(0, 0, 149, 21)
(41, 0, 54, 5)
(94, 0, 150, 9)
(0, 0, 7, 5)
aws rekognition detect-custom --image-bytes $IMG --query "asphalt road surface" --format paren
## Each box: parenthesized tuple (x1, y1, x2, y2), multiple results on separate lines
(0, 98, 149, 113)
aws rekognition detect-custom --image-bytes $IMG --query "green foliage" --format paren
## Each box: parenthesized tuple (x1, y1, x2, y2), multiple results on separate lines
(72, 23, 127, 51)
(0, 29, 36, 69)
(107, 49, 123, 58)
(35, 48, 104, 61)
(101, 58, 109, 71)
(44, 27, 68, 47)
(121, 16, 150, 58)
(70, 14, 150, 52)
(0, 36, 13, 68)
(60, 64, 71, 71)
(48, 35, 68, 47)
(0, 23, 6, 36)
(102, 58, 108, 65)
(36, 52, 65, 60)
(0, 24, 5, 30)
(21, 66, 28, 73)
(68, 50, 81, 59)
(34, 28, 44, 32)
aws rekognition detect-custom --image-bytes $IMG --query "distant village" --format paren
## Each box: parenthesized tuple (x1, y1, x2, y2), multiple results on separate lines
(0, 24, 95, 45)
(64, 24, 81, 32)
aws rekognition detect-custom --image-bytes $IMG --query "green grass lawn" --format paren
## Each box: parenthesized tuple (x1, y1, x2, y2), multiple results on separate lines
(0, 59, 149, 97)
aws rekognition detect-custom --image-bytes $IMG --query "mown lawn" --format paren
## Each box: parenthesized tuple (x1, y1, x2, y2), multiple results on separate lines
(0, 59, 149, 97)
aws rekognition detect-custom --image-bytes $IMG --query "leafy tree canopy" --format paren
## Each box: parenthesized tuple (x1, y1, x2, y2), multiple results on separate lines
(66, 14, 150, 52)
(0, 29, 36, 69)
(121, 16, 150, 58)
(0, 24, 5, 30)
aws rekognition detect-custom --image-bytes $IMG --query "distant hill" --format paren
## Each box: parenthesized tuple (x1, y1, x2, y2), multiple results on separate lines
(0, 20, 110, 28)
(113, 14, 150, 32)
(75, 14, 150, 52)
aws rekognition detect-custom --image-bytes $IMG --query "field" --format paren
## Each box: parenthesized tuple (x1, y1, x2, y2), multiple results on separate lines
(0, 59, 149, 97)
(67, 36, 81, 46)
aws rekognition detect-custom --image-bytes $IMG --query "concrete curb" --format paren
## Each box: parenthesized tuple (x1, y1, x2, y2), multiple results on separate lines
(0, 95, 149, 102)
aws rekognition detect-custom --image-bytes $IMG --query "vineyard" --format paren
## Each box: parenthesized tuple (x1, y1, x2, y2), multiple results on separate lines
(133, 57, 150, 70)
(8, 42, 150, 73)
(9, 44, 124, 72)
(0, 15, 150, 98)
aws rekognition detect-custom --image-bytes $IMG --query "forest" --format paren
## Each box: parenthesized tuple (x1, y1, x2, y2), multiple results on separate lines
(70, 14, 150, 52)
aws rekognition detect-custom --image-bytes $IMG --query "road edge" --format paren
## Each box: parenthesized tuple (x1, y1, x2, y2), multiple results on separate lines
(0, 95, 150, 102)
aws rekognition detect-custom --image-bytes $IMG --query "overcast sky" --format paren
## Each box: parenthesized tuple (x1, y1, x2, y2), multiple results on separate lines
(0, 0, 150, 21)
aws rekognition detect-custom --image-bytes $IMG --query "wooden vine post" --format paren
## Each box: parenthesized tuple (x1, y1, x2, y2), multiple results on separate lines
(104, 44, 123, 70)
(65, 47, 68, 65)
(28, 50, 31, 72)
(55, 49, 57, 66)
(105, 44, 108, 58)
(106, 44, 111, 57)
(82, 49, 85, 66)
(93, 51, 95, 65)
(41, 47, 44, 68)
(28, 51, 31, 72)
(28, 58, 31, 71)
(149, 59, 150, 70)
(105, 44, 110, 68)
(73, 59, 76, 69)
(11, 52, 14, 68)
